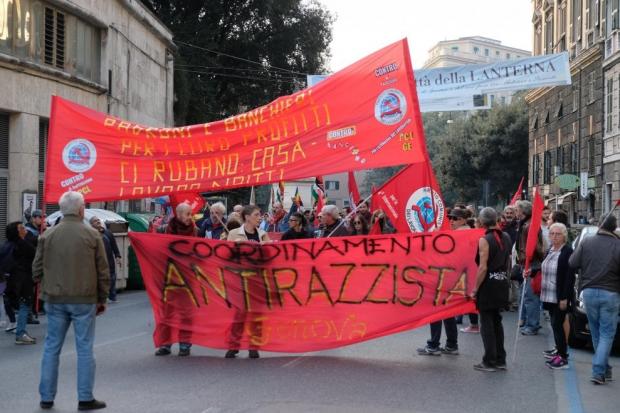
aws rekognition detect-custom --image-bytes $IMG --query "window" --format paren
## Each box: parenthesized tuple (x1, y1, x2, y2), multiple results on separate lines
(496, 50, 500, 56)
(535, 23, 543, 55)
(605, 182, 613, 213)
(485, 48, 489, 56)
(325, 180, 339, 190)
(533, 153, 541, 185)
(613, 0, 620, 30)
(451, 46, 459, 52)
(588, 71, 595, 103)
(559, 3, 567, 51)
(556, 146, 564, 175)
(589, 137, 596, 175)
(571, 142, 579, 173)
(0, 1, 100, 82)
(607, 78, 613, 132)
(573, 84, 580, 111)
(473, 46, 479, 54)
(573, 0, 583, 40)
(544, 151, 552, 183)
(546, 12, 554, 54)
(557, 102, 564, 118)
(0, 114, 8, 243)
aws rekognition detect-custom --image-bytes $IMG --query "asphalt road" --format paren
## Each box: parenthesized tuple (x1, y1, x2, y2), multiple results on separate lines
(0, 291, 617, 413)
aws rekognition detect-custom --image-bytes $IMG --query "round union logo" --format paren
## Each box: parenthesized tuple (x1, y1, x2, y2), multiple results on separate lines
(404, 187, 445, 232)
(374, 88, 407, 125)
(62, 139, 97, 173)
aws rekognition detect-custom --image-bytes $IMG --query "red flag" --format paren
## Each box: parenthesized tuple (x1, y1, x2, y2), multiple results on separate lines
(369, 218, 382, 235)
(169, 192, 205, 216)
(372, 162, 448, 233)
(509, 177, 525, 206)
(293, 186, 303, 206)
(348, 171, 361, 208)
(314, 189, 325, 227)
(524, 187, 544, 273)
(278, 181, 285, 202)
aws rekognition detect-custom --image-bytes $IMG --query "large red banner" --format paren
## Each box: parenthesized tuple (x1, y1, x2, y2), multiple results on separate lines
(129, 230, 480, 352)
(45, 39, 428, 203)
(373, 163, 450, 233)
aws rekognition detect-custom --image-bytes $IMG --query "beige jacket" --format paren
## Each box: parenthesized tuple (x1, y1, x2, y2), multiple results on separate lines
(32, 214, 110, 304)
(227, 225, 270, 243)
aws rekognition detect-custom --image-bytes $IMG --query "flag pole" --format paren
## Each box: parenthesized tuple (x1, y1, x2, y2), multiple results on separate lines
(325, 191, 374, 238)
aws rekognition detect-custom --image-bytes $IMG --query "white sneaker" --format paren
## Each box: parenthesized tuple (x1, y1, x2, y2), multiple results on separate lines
(15, 333, 36, 345)
(4, 322, 16, 333)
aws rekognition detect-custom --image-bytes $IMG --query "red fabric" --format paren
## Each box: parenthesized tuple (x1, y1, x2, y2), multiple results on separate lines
(44, 39, 428, 203)
(314, 189, 325, 227)
(129, 229, 481, 352)
(509, 177, 524, 206)
(524, 187, 544, 273)
(531, 271, 542, 295)
(348, 171, 361, 207)
(372, 163, 448, 233)
(368, 219, 382, 235)
(169, 192, 205, 215)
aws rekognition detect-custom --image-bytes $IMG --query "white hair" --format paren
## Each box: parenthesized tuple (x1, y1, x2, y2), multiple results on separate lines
(322, 204, 340, 219)
(176, 202, 192, 216)
(210, 202, 226, 215)
(59, 191, 84, 215)
(549, 222, 568, 241)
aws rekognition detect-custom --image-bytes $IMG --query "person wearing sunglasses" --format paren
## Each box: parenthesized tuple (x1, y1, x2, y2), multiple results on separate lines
(350, 216, 369, 235)
(281, 212, 312, 241)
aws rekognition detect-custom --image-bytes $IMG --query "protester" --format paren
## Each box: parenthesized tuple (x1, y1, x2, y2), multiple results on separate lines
(516, 200, 544, 335)
(89, 217, 121, 303)
(540, 223, 575, 370)
(541, 206, 551, 247)
(269, 202, 286, 232)
(281, 212, 312, 240)
(199, 201, 227, 239)
(24, 209, 44, 322)
(500, 205, 518, 245)
(156, 202, 197, 357)
(226, 205, 270, 358)
(355, 201, 372, 223)
(319, 205, 350, 237)
(33, 191, 109, 410)
(350, 215, 369, 236)
(4, 221, 37, 344)
(369, 209, 394, 234)
(448, 208, 479, 334)
(569, 214, 620, 384)
(221, 214, 242, 240)
(472, 207, 511, 372)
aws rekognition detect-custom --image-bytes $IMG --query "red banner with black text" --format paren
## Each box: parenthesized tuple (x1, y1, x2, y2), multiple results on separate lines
(45, 39, 428, 203)
(129, 230, 480, 352)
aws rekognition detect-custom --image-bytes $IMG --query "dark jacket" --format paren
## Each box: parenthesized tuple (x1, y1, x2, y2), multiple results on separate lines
(569, 229, 620, 293)
(100, 229, 120, 275)
(32, 215, 110, 304)
(322, 219, 350, 238)
(166, 217, 197, 237)
(281, 228, 313, 241)
(7, 238, 36, 301)
(199, 217, 226, 239)
(476, 229, 512, 311)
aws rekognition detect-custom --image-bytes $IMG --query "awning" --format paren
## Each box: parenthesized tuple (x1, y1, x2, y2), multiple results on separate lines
(558, 192, 575, 206)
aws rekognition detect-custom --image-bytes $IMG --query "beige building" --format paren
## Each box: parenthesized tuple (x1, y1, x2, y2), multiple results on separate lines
(0, 0, 174, 240)
(423, 36, 531, 107)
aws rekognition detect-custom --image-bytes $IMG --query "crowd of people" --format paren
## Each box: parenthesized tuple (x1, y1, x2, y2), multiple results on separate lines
(1, 190, 618, 410)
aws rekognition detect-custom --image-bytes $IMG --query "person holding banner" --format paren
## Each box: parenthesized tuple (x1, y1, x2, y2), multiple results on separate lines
(472, 207, 512, 372)
(199, 202, 227, 239)
(156, 202, 197, 357)
(319, 205, 350, 238)
(281, 212, 312, 241)
(226, 205, 271, 358)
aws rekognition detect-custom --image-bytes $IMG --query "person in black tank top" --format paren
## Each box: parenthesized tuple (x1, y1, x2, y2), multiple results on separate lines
(472, 207, 511, 372)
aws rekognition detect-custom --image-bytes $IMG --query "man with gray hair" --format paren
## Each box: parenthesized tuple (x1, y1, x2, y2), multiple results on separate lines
(472, 207, 512, 372)
(33, 191, 109, 410)
(569, 214, 620, 384)
(199, 201, 227, 239)
(319, 205, 350, 237)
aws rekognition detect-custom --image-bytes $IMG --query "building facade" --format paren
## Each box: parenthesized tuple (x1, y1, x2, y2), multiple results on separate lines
(0, 0, 174, 240)
(423, 36, 531, 107)
(526, 0, 608, 224)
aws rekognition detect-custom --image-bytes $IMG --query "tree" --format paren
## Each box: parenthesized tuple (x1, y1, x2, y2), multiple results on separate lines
(431, 96, 529, 207)
(142, 0, 334, 125)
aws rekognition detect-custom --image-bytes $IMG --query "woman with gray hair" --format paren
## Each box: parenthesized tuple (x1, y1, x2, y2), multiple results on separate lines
(472, 207, 512, 372)
(540, 223, 575, 369)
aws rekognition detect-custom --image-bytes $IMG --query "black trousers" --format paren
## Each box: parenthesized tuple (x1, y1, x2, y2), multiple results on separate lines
(428, 317, 458, 349)
(549, 304, 568, 358)
(479, 309, 506, 366)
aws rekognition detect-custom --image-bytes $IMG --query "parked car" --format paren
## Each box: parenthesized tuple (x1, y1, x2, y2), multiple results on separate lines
(568, 225, 620, 349)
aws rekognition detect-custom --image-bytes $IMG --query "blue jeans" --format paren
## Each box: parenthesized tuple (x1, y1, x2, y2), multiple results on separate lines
(109, 271, 117, 301)
(520, 279, 540, 332)
(39, 303, 97, 402)
(15, 301, 29, 337)
(582, 288, 620, 378)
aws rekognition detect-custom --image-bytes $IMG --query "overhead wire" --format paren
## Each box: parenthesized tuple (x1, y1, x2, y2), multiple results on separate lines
(175, 68, 302, 84)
